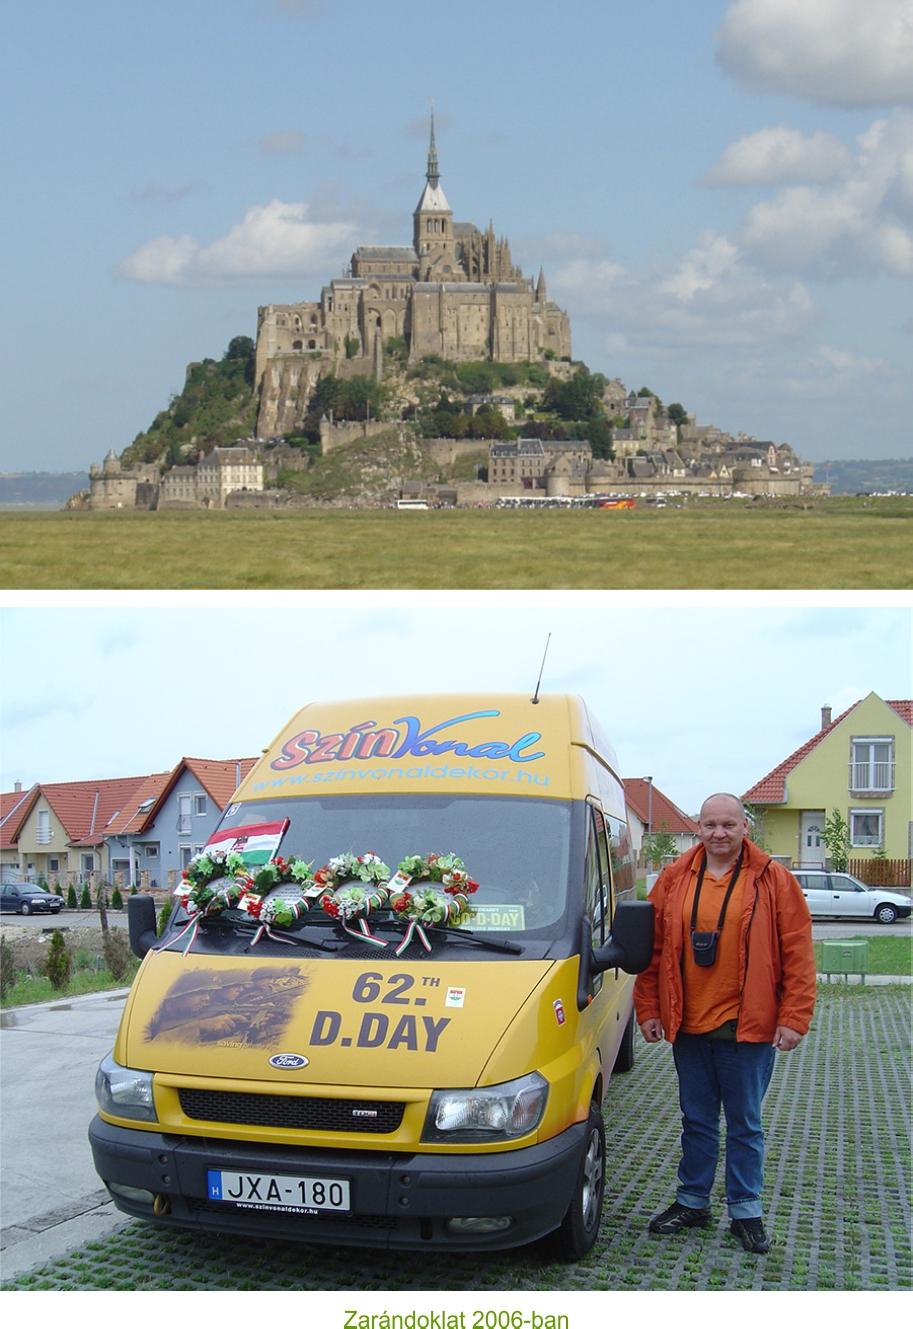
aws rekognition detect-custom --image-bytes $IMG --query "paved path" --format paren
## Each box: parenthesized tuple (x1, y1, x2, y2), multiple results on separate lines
(0, 988, 130, 1278)
(1, 983, 910, 1289)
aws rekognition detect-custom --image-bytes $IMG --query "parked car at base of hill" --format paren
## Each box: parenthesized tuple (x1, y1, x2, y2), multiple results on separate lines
(792, 870, 912, 924)
(0, 882, 64, 916)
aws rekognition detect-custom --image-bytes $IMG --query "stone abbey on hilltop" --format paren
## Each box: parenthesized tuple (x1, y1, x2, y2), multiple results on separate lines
(254, 117, 571, 437)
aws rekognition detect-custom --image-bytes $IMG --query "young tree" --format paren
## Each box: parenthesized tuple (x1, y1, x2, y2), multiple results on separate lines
(642, 828, 677, 869)
(823, 809, 851, 872)
(44, 929, 72, 991)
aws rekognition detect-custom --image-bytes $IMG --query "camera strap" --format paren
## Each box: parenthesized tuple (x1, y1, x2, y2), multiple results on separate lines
(690, 845, 744, 936)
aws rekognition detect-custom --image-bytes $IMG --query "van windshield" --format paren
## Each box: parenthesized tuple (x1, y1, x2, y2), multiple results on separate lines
(179, 794, 573, 947)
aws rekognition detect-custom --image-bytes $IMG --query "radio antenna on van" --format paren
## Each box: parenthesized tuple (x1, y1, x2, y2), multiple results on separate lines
(531, 633, 551, 705)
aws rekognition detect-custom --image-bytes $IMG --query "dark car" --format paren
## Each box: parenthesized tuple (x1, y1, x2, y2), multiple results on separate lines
(0, 882, 64, 916)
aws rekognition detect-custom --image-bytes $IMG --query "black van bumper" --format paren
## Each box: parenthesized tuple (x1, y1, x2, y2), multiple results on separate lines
(89, 1114, 586, 1250)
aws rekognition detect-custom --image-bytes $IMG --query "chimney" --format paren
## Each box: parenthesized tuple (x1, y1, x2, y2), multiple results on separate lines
(14, 781, 22, 793)
(821, 705, 832, 730)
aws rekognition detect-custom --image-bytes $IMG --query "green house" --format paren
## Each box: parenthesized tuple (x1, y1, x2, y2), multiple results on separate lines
(743, 692, 911, 866)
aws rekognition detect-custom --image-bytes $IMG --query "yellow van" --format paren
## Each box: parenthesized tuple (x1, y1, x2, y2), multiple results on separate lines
(90, 694, 653, 1257)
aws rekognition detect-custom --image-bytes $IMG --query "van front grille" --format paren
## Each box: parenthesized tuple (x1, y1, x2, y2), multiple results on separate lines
(178, 1088, 404, 1134)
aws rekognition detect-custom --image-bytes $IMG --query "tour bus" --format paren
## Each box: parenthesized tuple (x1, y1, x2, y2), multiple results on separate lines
(90, 693, 653, 1257)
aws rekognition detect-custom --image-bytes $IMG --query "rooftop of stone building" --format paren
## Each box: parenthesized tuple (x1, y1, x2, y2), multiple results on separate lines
(355, 246, 417, 261)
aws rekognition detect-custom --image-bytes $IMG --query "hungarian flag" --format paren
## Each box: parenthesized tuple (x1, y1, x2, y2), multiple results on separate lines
(204, 819, 289, 868)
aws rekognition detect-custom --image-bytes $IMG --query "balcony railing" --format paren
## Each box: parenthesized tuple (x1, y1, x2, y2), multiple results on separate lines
(849, 760, 895, 793)
(177, 815, 192, 834)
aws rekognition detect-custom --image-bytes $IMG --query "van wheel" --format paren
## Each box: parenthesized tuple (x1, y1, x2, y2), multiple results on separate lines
(553, 1102, 605, 1260)
(613, 1012, 636, 1073)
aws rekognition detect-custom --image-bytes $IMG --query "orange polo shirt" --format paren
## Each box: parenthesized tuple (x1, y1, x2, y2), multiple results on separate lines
(680, 862, 745, 1034)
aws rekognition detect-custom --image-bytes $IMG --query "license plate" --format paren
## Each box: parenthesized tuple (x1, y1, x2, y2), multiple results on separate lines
(207, 1169, 350, 1214)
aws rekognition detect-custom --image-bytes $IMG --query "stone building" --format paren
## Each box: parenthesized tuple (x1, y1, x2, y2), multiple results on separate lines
(489, 439, 592, 492)
(196, 447, 263, 508)
(87, 450, 159, 510)
(255, 115, 572, 437)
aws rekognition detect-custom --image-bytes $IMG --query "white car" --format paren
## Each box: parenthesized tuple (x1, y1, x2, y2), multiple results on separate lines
(792, 870, 912, 924)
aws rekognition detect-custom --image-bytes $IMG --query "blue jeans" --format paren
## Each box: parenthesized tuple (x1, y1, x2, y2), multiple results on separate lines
(672, 1034, 776, 1220)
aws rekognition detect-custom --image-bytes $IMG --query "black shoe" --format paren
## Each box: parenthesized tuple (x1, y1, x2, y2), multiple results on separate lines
(648, 1201, 712, 1234)
(730, 1217, 771, 1253)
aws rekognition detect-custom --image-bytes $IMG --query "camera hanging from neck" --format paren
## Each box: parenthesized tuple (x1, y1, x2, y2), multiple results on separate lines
(689, 845, 744, 967)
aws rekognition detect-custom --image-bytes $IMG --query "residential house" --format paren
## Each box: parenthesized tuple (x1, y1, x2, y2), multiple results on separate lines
(127, 757, 258, 892)
(742, 693, 912, 866)
(0, 784, 37, 882)
(623, 778, 700, 863)
(13, 775, 154, 885)
(101, 772, 174, 888)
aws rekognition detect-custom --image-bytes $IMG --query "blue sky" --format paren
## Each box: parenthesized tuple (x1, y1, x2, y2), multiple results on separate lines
(2, 0, 912, 472)
(1, 600, 910, 817)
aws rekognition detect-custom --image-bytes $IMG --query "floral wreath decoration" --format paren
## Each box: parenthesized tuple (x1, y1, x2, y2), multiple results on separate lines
(173, 848, 252, 953)
(388, 853, 480, 955)
(316, 853, 392, 948)
(242, 856, 323, 947)
(173, 848, 478, 955)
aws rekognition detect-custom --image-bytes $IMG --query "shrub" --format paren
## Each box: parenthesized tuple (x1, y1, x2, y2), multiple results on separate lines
(102, 929, 132, 983)
(44, 930, 72, 991)
(111, 887, 124, 910)
(67, 884, 78, 908)
(0, 933, 15, 1001)
(79, 884, 92, 910)
(157, 896, 174, 937)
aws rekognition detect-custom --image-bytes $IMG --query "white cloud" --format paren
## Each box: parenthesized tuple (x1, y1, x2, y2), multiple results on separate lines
(549, 231, 814, 358)
(716, 0, 913, 106)
(783, 343, 893, 397)
(119, 199, 359, 286)
(735, 111, 913, 276)
(704, 127, 852, 186)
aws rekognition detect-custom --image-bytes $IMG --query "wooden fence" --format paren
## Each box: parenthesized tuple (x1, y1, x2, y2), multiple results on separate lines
(848, 858, 911, 888)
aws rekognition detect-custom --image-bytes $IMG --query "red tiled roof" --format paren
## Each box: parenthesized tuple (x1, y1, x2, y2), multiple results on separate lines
(103, 772, 172, 837)
(183, 758, 258, 808)
(136, 757, 259, 828)
(0, 786, 40, 850)
(743, 698, 912, 805)
(623, 779, 699, 834)
(35, 776, 151, 847)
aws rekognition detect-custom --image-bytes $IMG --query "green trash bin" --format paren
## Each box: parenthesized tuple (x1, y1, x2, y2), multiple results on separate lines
(821, 939, 868, 983)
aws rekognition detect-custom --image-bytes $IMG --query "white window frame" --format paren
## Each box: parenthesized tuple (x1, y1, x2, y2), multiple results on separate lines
(850, 808, 884, 848)
(194, 795, 207, 816)
(849, 737, 895, 793)
(36, 809, 52, 845)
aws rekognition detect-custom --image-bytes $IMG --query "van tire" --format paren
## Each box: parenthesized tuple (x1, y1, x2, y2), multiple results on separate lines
(552, 1102, 605, 1260)
(613, 1011, 636, 1073)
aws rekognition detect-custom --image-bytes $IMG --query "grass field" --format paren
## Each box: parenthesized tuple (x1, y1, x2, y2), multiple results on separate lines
(1, 497, 911, 589)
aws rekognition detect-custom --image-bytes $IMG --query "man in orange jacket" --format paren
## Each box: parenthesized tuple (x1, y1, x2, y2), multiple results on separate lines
(634, 792, 816, 1254)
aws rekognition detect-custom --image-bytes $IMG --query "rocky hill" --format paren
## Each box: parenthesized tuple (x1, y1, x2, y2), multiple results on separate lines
(120, 337, 258, 468)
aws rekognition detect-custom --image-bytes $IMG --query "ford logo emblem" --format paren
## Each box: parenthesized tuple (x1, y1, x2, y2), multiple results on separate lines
(268, 1053, 309, 1070)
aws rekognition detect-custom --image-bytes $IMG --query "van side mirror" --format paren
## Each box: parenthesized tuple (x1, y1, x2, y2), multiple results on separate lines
(592, 899, 654, 974)
(128, 893, 158, 958)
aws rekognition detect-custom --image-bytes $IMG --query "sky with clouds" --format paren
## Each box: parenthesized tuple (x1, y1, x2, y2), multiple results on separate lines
(1, 599, 910, 817)
(3, 0, 912, 473)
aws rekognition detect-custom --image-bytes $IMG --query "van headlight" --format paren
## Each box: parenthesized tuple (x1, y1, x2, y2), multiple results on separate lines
(422, 1072, 548, 1143)
(95, 1052, 157, 1122)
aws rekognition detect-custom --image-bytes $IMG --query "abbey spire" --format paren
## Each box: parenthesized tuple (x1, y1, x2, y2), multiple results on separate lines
(413, 106, 455, 276)
(426, 107, 440, 189)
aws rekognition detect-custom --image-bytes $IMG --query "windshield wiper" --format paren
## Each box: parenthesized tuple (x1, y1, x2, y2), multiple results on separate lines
(189, 911, 344, 952)
(423, 925, 524, 954)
